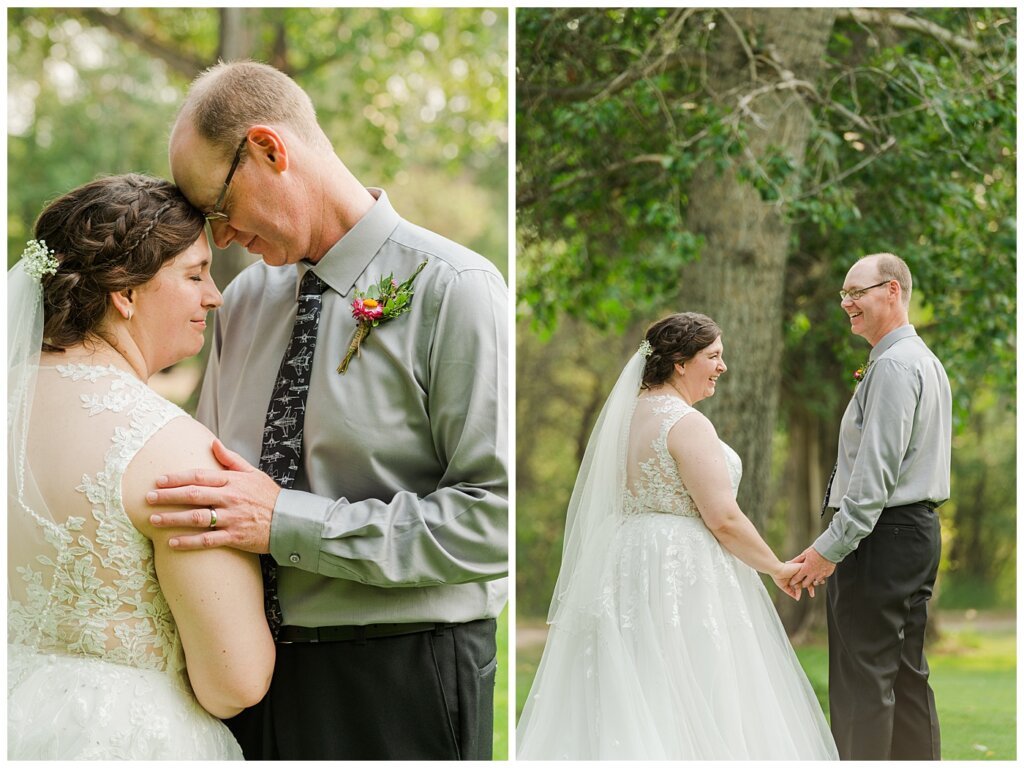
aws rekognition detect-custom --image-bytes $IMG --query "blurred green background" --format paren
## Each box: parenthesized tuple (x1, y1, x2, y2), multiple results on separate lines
(8, 7, 509, 757)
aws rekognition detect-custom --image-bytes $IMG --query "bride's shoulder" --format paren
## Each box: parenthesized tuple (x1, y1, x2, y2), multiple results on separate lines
(664, 405, 718, 453)
(128, 415, 219, 476)
(120, 415, 221, 535)
(639, 393, 701, 423)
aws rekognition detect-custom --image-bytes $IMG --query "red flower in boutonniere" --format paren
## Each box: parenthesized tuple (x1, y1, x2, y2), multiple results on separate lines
(337, 260, 428, 374)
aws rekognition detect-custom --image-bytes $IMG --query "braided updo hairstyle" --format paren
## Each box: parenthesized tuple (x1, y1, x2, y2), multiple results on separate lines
(34, 174, 206, 352)
(641, 312, 722, 389)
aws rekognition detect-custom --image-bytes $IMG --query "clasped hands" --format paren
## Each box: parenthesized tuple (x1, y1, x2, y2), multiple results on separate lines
(772, 546, 836, 601)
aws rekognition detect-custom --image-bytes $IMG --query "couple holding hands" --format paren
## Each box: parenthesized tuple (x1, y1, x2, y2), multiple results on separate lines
(518, 253, 950, 761)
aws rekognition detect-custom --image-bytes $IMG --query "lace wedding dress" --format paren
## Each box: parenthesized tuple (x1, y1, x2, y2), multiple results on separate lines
(517, 393, 838, 760)
(8, 363, 242, 759)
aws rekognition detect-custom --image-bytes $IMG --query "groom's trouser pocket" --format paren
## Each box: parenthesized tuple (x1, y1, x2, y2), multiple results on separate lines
(430, 618, 498, 761)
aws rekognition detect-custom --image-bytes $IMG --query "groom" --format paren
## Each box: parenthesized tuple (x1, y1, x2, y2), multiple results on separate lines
(790, 253, 951, 760)
(148, 61, 508, 759)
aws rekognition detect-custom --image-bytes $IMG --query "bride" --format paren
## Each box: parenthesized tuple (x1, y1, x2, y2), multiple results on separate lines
(516, 312, 838, 760)
(8, 174, 275, 759)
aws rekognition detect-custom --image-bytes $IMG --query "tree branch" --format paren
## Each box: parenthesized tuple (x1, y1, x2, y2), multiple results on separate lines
(517, 153, 672, 209)
(794, 134, 897, 201)
(719, 9, 758, 83)
(77, 8, 208, 79)
(836, 9, 982, 54)
(518, 47, 705, 104)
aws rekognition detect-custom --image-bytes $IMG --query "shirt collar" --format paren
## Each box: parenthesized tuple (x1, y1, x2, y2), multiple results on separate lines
(296, 188, 401, 299)
(870, 323, 917, 361)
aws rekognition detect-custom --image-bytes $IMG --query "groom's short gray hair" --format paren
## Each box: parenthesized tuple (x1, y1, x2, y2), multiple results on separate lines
(176, 60, 330, 160)
(865, 252, 912, 308)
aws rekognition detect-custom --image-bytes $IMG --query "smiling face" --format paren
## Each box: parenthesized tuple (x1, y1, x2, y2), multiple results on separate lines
(128, 235, 222, 372)
(169, 120, 314, 267)
(676, 335, 727, 404)
(841, 257, 906, 346)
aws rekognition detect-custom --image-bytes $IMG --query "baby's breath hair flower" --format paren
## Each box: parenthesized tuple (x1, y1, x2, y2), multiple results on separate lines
(22, 239, 59, 280)
(638, 339, 654, 358)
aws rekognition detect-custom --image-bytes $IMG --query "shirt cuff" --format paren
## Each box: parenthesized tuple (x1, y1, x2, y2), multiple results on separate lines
(269, 488, 333, 573)
(812, 528, 847, 564)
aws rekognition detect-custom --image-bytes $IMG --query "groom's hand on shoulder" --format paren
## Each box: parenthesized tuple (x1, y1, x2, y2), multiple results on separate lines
(147, 439, 279, 554)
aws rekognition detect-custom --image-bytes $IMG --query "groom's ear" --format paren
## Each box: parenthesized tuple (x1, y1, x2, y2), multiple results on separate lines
(246, 125, 289, 172)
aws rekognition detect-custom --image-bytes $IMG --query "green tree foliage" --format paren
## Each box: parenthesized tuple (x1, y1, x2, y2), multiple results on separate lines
(517, 9, 712, 331)
(516, 8, 1015, 623)
(784, 8, 1016, 423)
(8, 8, 508, 272)
(518, 6, 1014, 413)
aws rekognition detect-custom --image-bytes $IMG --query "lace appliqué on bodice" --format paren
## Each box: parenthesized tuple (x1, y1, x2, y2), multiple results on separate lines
(623, 395, 742, 519)
(9, 364, 188, 677)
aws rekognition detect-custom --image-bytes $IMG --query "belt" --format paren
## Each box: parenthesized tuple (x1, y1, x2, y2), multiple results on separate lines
(277, 622, 458, 644)
(826, 500, 938, 513)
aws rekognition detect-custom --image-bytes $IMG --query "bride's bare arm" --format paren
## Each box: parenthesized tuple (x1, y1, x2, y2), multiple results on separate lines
(122, 416, 275, 719)
(667, 412, 788, 579)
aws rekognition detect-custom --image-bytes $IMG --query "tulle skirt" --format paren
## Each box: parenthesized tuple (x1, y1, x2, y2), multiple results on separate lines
(517, 513, 839, 760)
(8, 643, 243, 760)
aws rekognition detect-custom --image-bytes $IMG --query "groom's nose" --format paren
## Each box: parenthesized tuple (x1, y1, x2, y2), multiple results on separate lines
(209, 219, 236, 250)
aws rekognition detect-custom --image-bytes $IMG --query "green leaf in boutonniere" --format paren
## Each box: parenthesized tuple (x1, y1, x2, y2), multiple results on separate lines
(337, 259, 428, 374)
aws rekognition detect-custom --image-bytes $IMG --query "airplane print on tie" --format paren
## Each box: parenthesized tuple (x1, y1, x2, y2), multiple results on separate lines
(257, 269, 327, 637)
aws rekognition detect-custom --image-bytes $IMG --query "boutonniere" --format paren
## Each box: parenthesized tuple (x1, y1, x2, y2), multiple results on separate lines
(337, 259, 428, 374)
(853, 359, 873, 382)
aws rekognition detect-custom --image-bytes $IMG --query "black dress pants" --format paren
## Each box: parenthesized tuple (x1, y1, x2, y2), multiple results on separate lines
(225, 618, 498, 760)
(826, 503, 941, 760)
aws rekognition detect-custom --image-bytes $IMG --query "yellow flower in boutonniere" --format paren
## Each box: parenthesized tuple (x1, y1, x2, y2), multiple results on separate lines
(853, 359, 873, 382)
(337, 260, 428, 374)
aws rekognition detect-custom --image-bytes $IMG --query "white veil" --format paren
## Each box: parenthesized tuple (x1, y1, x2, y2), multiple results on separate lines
(9, 260, 45, 497)
(546, 348, 645, 624)
(8, 258, 58, 648)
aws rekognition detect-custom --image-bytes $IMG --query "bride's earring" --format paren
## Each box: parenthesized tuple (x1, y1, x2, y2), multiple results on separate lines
(126, 308, 133, 321)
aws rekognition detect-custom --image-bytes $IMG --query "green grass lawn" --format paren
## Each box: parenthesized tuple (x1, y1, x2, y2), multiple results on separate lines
(926, 630, 1016, 760)
(516, 621, 1015, 760)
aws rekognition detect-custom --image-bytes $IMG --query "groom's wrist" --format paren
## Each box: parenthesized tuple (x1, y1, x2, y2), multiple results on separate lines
(812, 531, 845, 564)
(269, 488, 332, 572)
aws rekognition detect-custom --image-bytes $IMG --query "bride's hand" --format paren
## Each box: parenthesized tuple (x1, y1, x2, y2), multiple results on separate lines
(771, 561, 804, 601)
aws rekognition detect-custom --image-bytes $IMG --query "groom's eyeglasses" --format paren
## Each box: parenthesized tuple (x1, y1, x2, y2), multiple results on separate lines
(204, 135, 248, 223)
(839, 280, 890, 302)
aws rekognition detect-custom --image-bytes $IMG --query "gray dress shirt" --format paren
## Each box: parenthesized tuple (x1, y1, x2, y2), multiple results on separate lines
(197, 189, 508, 627)
(814, 324, 951, 563)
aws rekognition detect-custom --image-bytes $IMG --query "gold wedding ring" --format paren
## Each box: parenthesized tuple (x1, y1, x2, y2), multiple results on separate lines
(209, 507, 218, 529)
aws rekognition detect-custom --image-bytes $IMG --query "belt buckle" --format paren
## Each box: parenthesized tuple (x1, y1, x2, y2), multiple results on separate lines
(276, 626, 318, 644)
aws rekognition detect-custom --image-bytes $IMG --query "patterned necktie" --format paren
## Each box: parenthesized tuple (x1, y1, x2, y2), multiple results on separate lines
(258, 269, 326, 637)
(819, 462, 838, 518)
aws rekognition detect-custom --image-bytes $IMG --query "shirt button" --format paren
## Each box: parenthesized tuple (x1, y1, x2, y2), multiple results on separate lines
(289, 553, 301, 564)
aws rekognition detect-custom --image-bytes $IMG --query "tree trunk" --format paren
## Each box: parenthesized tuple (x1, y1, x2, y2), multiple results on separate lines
(209, 8, 263, 295)
(679, 9, 837, 526)
(218, 8, 257, 61)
